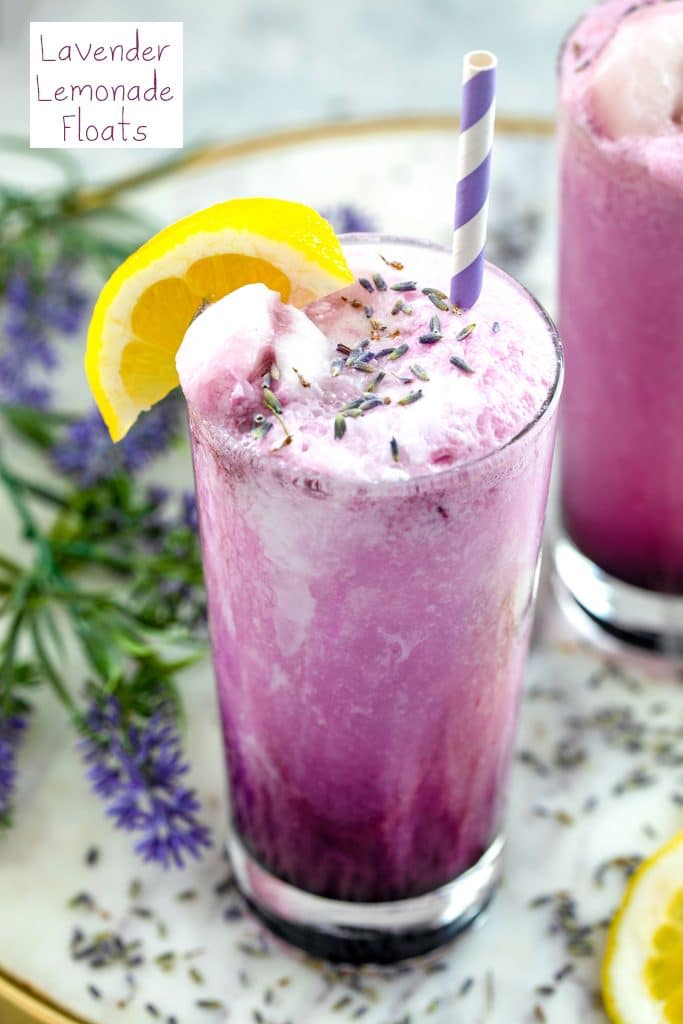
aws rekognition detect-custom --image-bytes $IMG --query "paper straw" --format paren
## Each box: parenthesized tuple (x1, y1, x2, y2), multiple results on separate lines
(450, 50, 497, 310)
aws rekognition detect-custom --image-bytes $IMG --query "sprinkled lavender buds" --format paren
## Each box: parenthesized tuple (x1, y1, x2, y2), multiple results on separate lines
(375, 347, 396, 359)
(330, 357, 345, 376)
(366, 371, 385, 392)
(340, 397, 364, 413)
(336, 343, 352, 356)
(364, 305, 374, 318)
(334, 416, 346, 440)
(388, 343, 409, 361)
(425, 295, 449, 311)
(251, 421, 273, 440)
(419, 331, 442, 344)
(262, 388, 282, 415)
(360, 397, 384, 412)
(450, 355, 475, 374)
(353, 361, 374, 373)
(390, 436, 399, 462)
(410, 363, 430, 381)
(457, 323, 477, 341)
(390, 280, 418, 293)
(346, 341, 374, 367)
(358, 278, 374, 293)
(492, 320, 501, 333)
(379, 254, 404, 269)
(397, 389, 423, 406)
(372, 273, 387, 291)
(391, 300, 405, 316)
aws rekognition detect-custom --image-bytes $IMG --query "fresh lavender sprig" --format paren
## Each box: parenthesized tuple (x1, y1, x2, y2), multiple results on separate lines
(0, 264, 88, 409)
(318, 204, 376, 235)
(79, 695, 211, 868)
(0, 711, 29, 828)
(51, 395, 183, 486)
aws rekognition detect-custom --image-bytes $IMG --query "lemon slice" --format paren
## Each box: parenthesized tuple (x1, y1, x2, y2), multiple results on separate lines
(85, 198, 353, 440)
(603, 829, 683, 1024)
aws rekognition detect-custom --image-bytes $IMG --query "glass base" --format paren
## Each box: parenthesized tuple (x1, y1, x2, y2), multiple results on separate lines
(554, 534, 683, 660)
(228, 832, 504, 965)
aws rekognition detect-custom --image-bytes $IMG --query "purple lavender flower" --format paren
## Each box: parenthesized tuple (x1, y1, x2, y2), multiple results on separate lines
(51, 395, 183, 486)
(0, 263, 88, 408)
(79, 695, 211, 868)
(319, 204, 377, 235)
(0, 712, 29, 827)
(180, 491, 198, 532)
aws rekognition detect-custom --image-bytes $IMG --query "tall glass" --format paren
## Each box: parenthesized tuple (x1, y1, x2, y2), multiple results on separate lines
(187, 236, 562, 963)
(555, 0, 683, 655)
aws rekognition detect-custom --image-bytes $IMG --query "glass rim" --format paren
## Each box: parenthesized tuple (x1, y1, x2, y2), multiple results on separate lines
(192, 232, 564, 497)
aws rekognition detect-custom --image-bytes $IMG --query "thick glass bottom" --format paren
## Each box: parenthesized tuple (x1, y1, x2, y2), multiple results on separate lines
(554, 534, 683, 660)
(228, 831, 504, 965)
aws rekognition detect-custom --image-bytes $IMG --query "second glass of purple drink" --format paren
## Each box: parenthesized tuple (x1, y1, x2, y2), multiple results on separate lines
(555, 0, 683, 656)
(180, 235, 562, 963)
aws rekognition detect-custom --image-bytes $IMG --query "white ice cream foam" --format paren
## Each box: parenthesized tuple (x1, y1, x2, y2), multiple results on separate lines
(589, 4, 683, 139)
(176, 283, 333, 420)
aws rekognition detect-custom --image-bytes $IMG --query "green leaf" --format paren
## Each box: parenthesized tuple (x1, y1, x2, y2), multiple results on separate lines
(30, 616, 75, 712)
(0, 404, 73, 449)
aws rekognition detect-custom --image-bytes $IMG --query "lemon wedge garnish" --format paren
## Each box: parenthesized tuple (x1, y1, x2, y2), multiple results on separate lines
(85, 198, 353, 440)
(603, 829, 683, 1024)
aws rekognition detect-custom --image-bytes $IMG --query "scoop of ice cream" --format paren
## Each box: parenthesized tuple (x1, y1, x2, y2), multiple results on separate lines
(176, 242, 558, 484)
(176, 283, 333, 423)
(588, 3, 683, 140)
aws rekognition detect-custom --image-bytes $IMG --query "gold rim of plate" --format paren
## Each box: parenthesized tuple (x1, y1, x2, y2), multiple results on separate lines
(0, 109, 553, 1024)
(0, 969, 92, 1024)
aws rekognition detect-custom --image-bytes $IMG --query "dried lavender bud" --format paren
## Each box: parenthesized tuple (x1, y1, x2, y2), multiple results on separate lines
(457, 323, 476, 341)
(262, 388, 282, 415)
(390, 281, 418, 292)
(390, 436, 399, 462)
(397, 389, 423, 406)
(449, 355, 474, 374)
(388, 343, 409, 361)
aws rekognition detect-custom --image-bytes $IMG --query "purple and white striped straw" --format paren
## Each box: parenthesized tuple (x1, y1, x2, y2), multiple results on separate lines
(450, 51, 497, 310)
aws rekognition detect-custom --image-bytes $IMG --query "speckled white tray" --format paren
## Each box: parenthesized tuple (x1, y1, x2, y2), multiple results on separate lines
(2, 117, 681, 1024)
